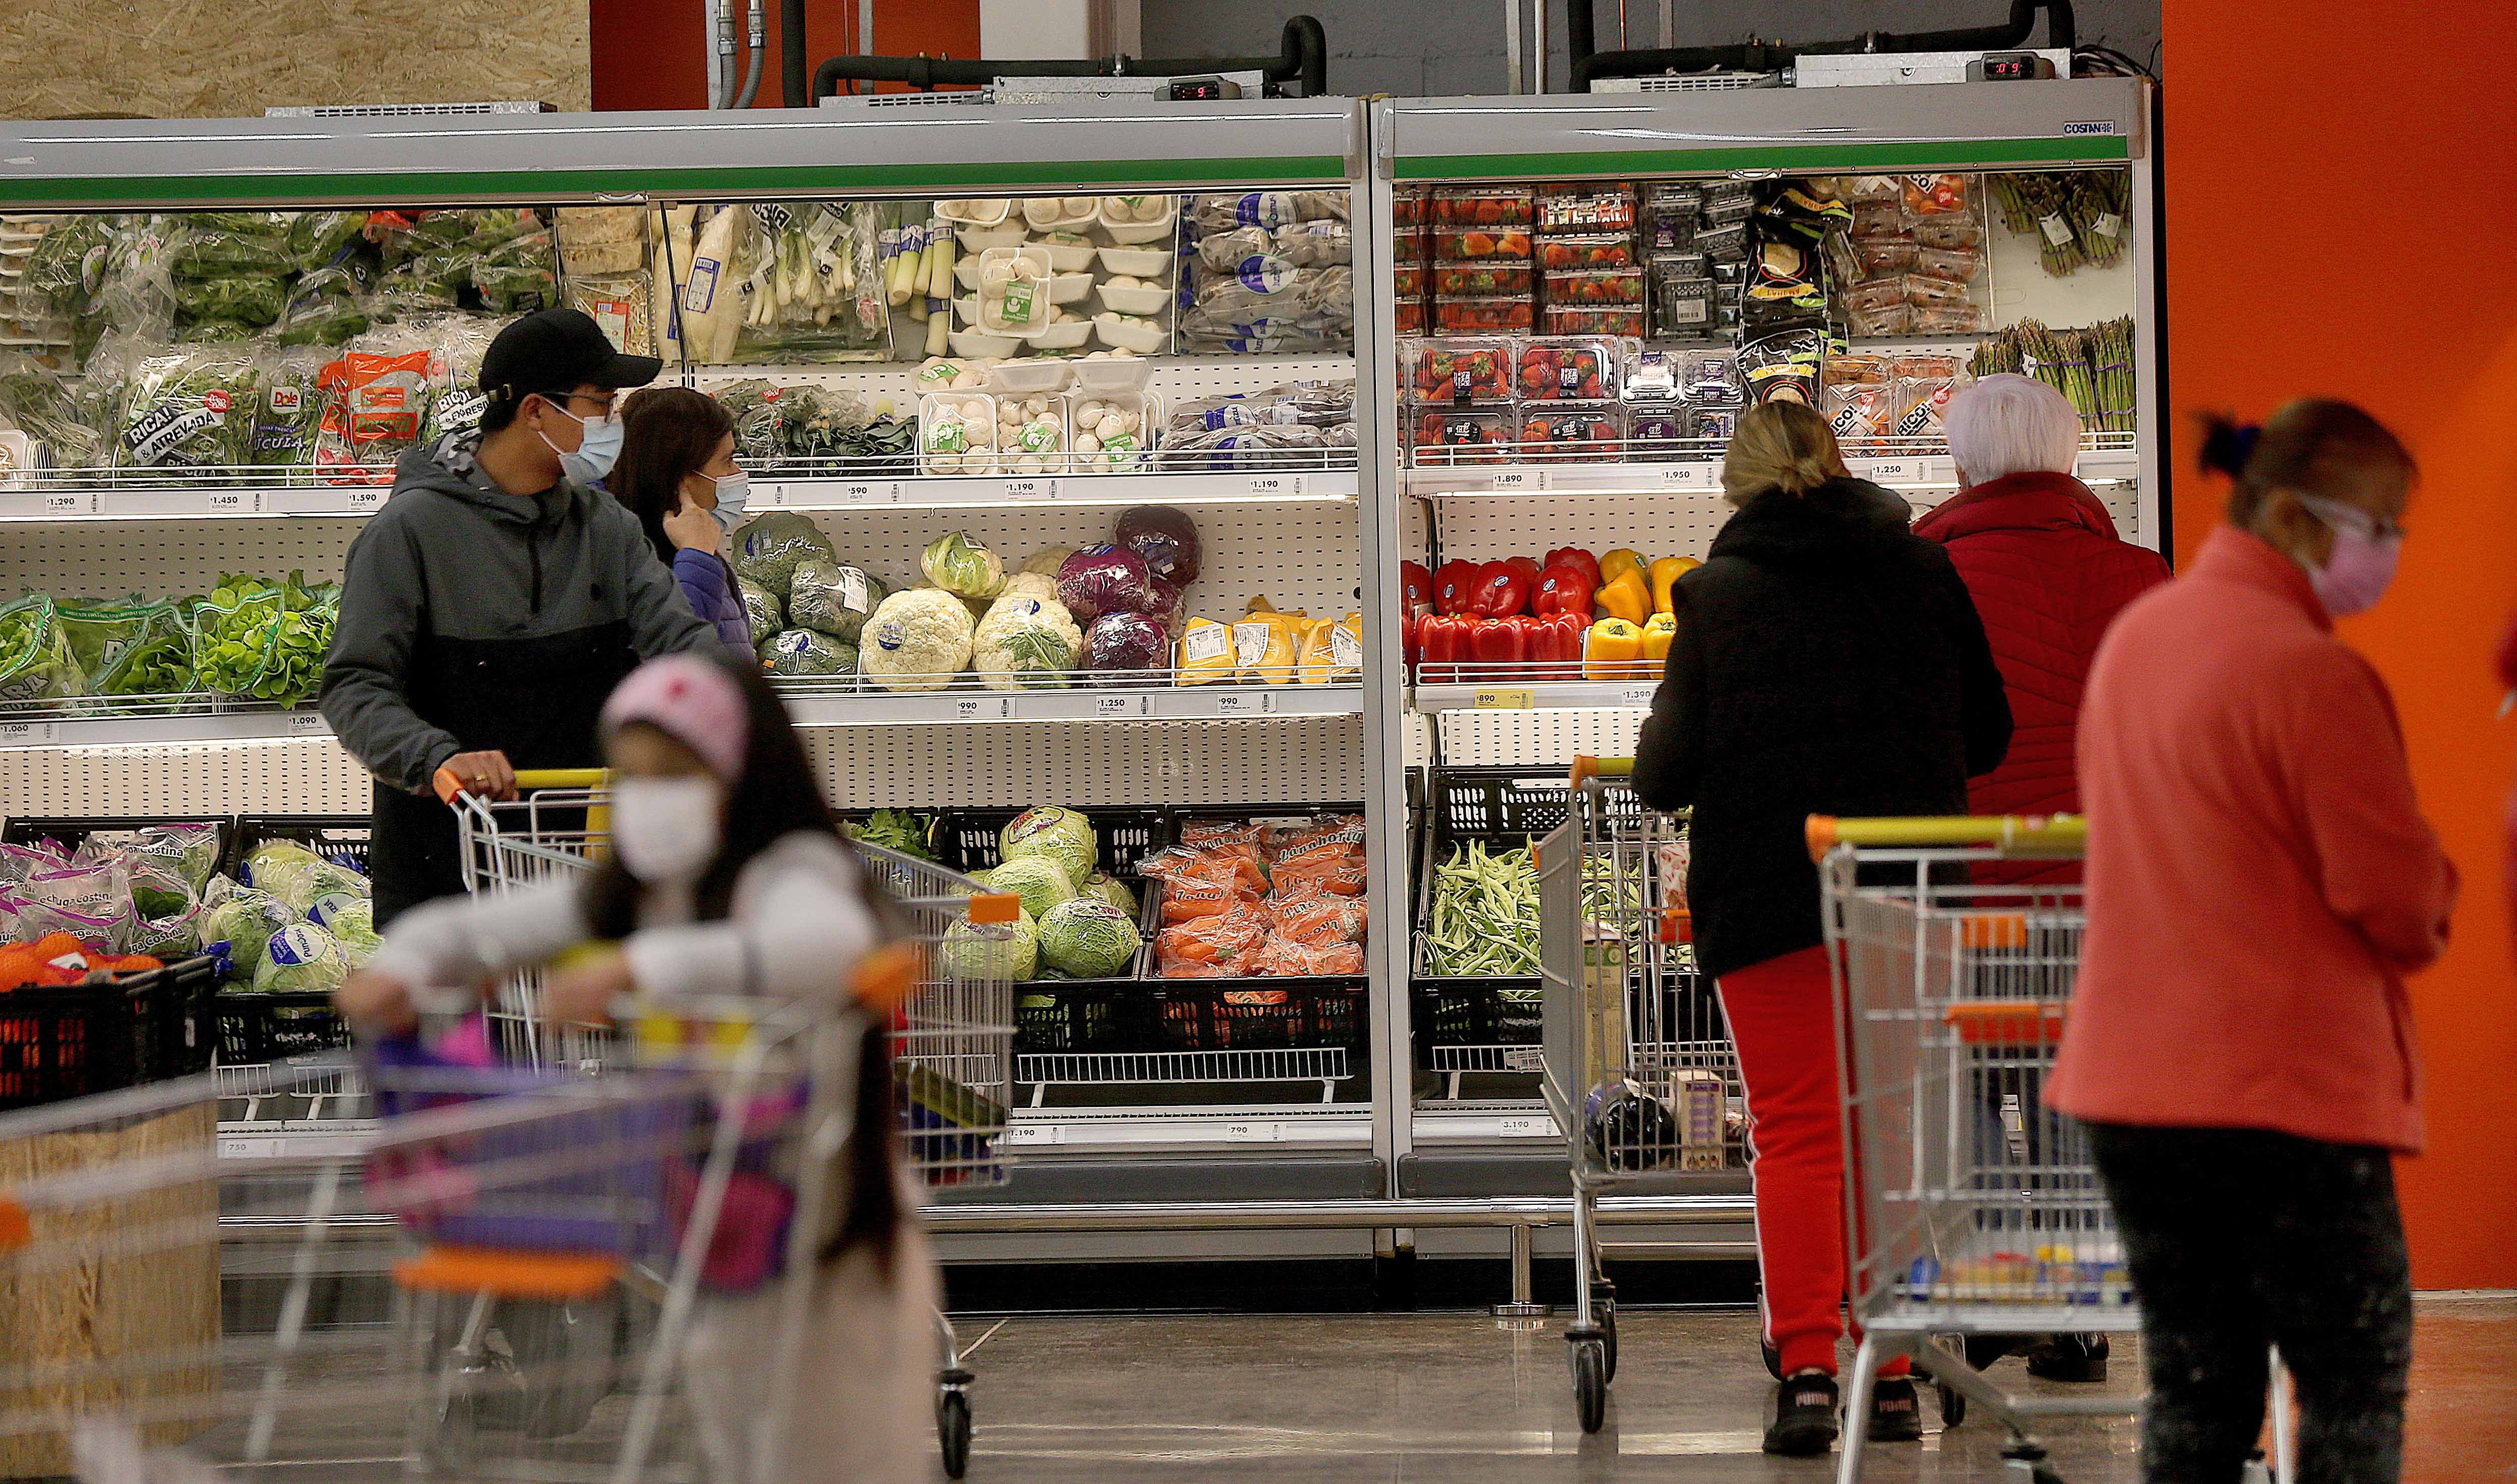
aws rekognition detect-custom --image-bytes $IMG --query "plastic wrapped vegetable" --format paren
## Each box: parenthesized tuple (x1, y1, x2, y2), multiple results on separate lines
(1036, 898, 1144, 979)
(1056, 544, 1157, 625)
(1018, 547, 1077, 578)
(250, 348, 327, 469)
(191, 572, 336, 704)
(971, 592, 1083, 691)
(1083, 611, 1170, 681)
(1114, 506, 1202, 585)
(737, 577, 784, 648)
(124, 862, 201, 958)
(999, 807, 1098, 886)
(323, 901, 383, 968)
(1078, 870, 1139, 918)
(785, 559, 886, 644)
(757, 628, 858, 678)
(126, 823, 222, 894)
(197, 886, 295, 979)
(942, 907, 1038, 982)
(858, 589, 974, 692)
(271, 268, 370, 347)
(0, 597, 88, 702)
(978, 854, 1075, 922)
(114, 344, 260, 472)
(250, 923, 351, 995)
(729, 512, 837, 598)
(920, 532, 1005, 603)
(288, 210, 369, 272)
(245, 838, 366, 916)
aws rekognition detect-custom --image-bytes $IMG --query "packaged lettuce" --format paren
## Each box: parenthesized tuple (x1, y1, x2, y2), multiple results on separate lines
(250, 348, 328, 468)
(243, 836, 366, 914)
(758, 628, 857, 679)
(125, 862, 201, 958)
(943, 906, 1038, 982)
(737, 576, 784, 648)
(0, 596, 89, 703)
(251, 923, 350, 995)
(191, 572, 335, 703)
(128, 823, 222, 894)
(113, 343, 260, 473)
(199, 887, 296, 979)
(730, 512, 837, 598)
(59, 598, 191, 699)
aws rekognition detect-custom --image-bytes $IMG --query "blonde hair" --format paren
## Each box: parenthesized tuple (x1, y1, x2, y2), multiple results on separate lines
(1721, 400, 1850, 505)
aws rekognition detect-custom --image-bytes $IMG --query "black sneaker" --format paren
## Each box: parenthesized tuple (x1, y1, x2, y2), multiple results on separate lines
(1763, 1371, 1840, 1456)
(2025, 1334, 2109, 1383)
(1867, 1376, 1924, 1442)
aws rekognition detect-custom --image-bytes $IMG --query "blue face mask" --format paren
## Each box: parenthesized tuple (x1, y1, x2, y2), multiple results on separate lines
(701, 470, 751, 533)
(536, 398, 624, 486)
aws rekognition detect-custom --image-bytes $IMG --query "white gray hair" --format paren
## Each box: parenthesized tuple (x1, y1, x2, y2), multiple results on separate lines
(1946, 373, 2081, 484)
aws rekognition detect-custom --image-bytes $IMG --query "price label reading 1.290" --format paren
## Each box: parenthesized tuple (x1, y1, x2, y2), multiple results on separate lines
(43, 492, 92, 515)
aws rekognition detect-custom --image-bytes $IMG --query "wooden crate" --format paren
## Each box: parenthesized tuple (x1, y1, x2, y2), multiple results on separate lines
(0, 1102, 220, 1476)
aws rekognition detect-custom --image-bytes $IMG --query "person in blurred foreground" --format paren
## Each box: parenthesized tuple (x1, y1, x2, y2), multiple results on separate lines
(2057, 401, 2456, 1484)
(1913, 373, 2170, 1385)
(611, 386, 754, 653)
(338, 651, 938, 1482)
(1635, 401, 2010, 1455)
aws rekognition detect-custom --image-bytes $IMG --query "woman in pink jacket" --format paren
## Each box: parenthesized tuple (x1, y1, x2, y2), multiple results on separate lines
(2057, 399, 2456, 1484)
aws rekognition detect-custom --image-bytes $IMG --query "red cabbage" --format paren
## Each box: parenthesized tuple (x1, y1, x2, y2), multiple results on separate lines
(1057, 544, 1156, 624)
(1083, 611, 1169, 679)
(1144, 577, 1187, 639)
(1114, 505, 1202, 585)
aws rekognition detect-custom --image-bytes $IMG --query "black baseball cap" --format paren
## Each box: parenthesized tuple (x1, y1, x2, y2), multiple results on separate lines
(477, 308, 662, 411)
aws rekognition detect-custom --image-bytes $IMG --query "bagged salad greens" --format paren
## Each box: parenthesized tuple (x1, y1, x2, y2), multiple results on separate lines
(110, 342, 262, 474)
(418, 316, 501, 449)
(250, 347, 327, 468)
(123, 861, 201, 958)
(0, 369, 107, 467)
(271, 268, 371, 348)
(0, 596, 89, 702)
(190, 571, 336, 704)
(57, 598, 191, 698)
(737, 576, 784, 648)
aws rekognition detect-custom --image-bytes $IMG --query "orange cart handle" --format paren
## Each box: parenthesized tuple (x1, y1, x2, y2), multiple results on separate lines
(432, 766, 611, 805)
(1568, 755, 1635, 790)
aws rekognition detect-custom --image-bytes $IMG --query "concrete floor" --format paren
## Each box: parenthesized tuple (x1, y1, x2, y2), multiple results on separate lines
(962, 1297, 2517, 1482)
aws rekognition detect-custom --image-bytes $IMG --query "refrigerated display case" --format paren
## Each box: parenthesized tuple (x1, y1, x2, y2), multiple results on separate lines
(0, 100, 1405, 1229)
(1367, 79, 2160, 1205)
(0, 77, 2159, 1252)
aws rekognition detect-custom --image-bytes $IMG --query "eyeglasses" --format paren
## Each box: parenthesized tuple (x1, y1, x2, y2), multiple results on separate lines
(538, 389, 620, 422)
(2295, 493, 2405, 543)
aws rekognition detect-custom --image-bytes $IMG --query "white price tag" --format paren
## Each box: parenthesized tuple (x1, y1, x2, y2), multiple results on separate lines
(1213, 692, 1248, 713)
(0, 721, 56, 746)
(345, 486, 387, 512)
(1094, 694, 1141, 717)
(1657, 463, 1707, 489)
(1488, 468, 1547, 492)
(43, 491, 92, 515)
(1618, 685, 1657, 706)
(1221, 1122, 1277, 1143)
(1007, 1124, 1064, 1146)
(285, 712, 329, 736)
(204, 489, 260, 513)
(842, 481, 896, 505)
(1002, 478, 1056, 500)
(1865, 459, 1913, 484)
(1498, 1116, 1546, 1137)
(955, 697, 983, 720)
(1244, 473, 1303, 497)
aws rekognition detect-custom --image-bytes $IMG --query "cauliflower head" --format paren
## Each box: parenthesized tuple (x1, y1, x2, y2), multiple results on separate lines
(972, 592, 1083, 691)
(859, 587, 977, 691)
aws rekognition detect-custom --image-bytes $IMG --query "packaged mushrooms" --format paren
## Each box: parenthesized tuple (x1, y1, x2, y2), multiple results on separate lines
(996, 392, 1068, 474)
(919, 392, 1000, 475)
(1069, 392, 1155, 472)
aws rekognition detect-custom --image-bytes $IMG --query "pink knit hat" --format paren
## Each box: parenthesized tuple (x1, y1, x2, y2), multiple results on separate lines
(600, 654, 750, 782)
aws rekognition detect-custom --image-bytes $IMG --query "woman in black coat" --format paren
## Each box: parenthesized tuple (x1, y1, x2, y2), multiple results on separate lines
(1635, 399, 2010, 1455)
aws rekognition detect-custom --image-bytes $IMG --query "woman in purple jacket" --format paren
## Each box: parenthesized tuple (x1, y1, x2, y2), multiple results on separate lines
(613, 387, 753, 653)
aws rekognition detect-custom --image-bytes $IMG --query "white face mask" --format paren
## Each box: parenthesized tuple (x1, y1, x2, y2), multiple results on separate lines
(701, 469, 750, 534)
(609, 776, 722, 883)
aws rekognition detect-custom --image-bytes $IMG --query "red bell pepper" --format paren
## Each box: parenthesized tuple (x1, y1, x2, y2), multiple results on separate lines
(1467, 615, 1525, 676)
(1505, 555, 1542, 589)
(1536, 611, 1589, 676)
(1417, 612, 1467, 682)
(1469, 559, 1532, 618)
(1531, 563, 1595, 620)
(1544, 546, 1603, 594)
(1433, 559, 1478, 616)
(1506, 614, 1548, 679)
(1400, 560, 1433, 622)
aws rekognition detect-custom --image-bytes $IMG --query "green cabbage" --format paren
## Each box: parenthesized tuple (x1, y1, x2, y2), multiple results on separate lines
(729, 512, 837, 598)
(786, 559, 886, 644)
(978, 854, 1074, 922)
(737, 577, 784, 648)
(198, 887, 296, 979)
(243, 838, 364, 914)
(250, 923, 350, 994)
(1078, 870, 1139, 918)
(942, 908, 1039, 982)
(999, 807, 1097, 886)
(920, 531, 1005, 602)
(1036, 898, 1143, 979)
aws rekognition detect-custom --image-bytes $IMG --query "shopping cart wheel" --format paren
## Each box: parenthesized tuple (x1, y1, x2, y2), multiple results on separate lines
(2000, 1441, 2065, 1483)
(937, 1371, 973, 1480)
(1597, 1298, 1619, 1385)
(1567, 1332, 1609, 1434)
(1937, 1380, 1967, 1428)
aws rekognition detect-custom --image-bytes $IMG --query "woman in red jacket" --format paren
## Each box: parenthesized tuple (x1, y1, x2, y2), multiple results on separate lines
(2058, 400, 2456, 1484)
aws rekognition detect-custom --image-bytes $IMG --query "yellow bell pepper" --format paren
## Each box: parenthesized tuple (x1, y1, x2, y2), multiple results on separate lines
(1599, 549, 1647, 587)
(1640, 611, 1677, 668)
(1649, 556, 1699, 615)
(1595, 567, 1652, 627)
(1585, 618, 1645, 680)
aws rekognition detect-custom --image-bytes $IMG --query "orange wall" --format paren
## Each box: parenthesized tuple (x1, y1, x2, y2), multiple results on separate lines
(2164, 5, 2517, 1287)
(589, 0, 982, 112)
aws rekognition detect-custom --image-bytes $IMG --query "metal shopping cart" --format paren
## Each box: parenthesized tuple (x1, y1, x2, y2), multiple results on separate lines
(1536, 757, 1749, 1434)
(1816, 814, 2293, 1484)
(445, 769, 1016, 1479)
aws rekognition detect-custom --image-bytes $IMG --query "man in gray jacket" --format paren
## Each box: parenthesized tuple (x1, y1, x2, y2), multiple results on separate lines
(322, 309, 711, 924)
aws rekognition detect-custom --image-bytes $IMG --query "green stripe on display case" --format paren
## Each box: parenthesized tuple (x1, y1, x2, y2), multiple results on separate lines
(0, 156, 1352, 209)
(1394, 134, 2130, 182)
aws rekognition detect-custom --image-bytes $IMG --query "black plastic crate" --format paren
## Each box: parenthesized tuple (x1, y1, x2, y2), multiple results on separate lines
(215, 989, 350, 1065)
(1410, 766, 1565, 1065)
(225, 815, 372, 880)
(932, 806, 1173, 886)
(1012, 983, 1159, 1056)
(1149, 979, 1369, 1054)
(0, 955, 218, 1111)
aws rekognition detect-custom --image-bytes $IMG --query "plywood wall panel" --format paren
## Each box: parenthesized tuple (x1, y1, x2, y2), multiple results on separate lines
(0, 0, 590, 121)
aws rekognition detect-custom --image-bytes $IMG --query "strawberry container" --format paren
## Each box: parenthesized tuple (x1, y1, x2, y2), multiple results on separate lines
(1514, 336, 1621, 402)
(1429, 263, 1531, 297)
(1535, 184, 1638, 236)
(1539, 268, 1645, 306)
(1430, 297, 1534, 333)
(1410, 407, 1513, 466)
(1536, 235, 1639, 272)
(1430, 227, 1533, 263)
(1540, 305, 1647, 337)
(1405, 337, 1514, 404)
(1428, 185, 1535, 227)
(1518, 403, 1625, 462)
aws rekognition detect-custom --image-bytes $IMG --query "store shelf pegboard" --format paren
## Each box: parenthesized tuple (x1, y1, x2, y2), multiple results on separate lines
(0, 516, 365, 612)
(0, 955, 218, 1112)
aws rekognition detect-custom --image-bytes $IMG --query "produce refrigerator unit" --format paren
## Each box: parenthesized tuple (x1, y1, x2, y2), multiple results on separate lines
(0, 77, 2159, 1270)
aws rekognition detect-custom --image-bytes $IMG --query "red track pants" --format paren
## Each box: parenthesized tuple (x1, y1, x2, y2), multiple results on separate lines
(1717, 944, 1905, 1380)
